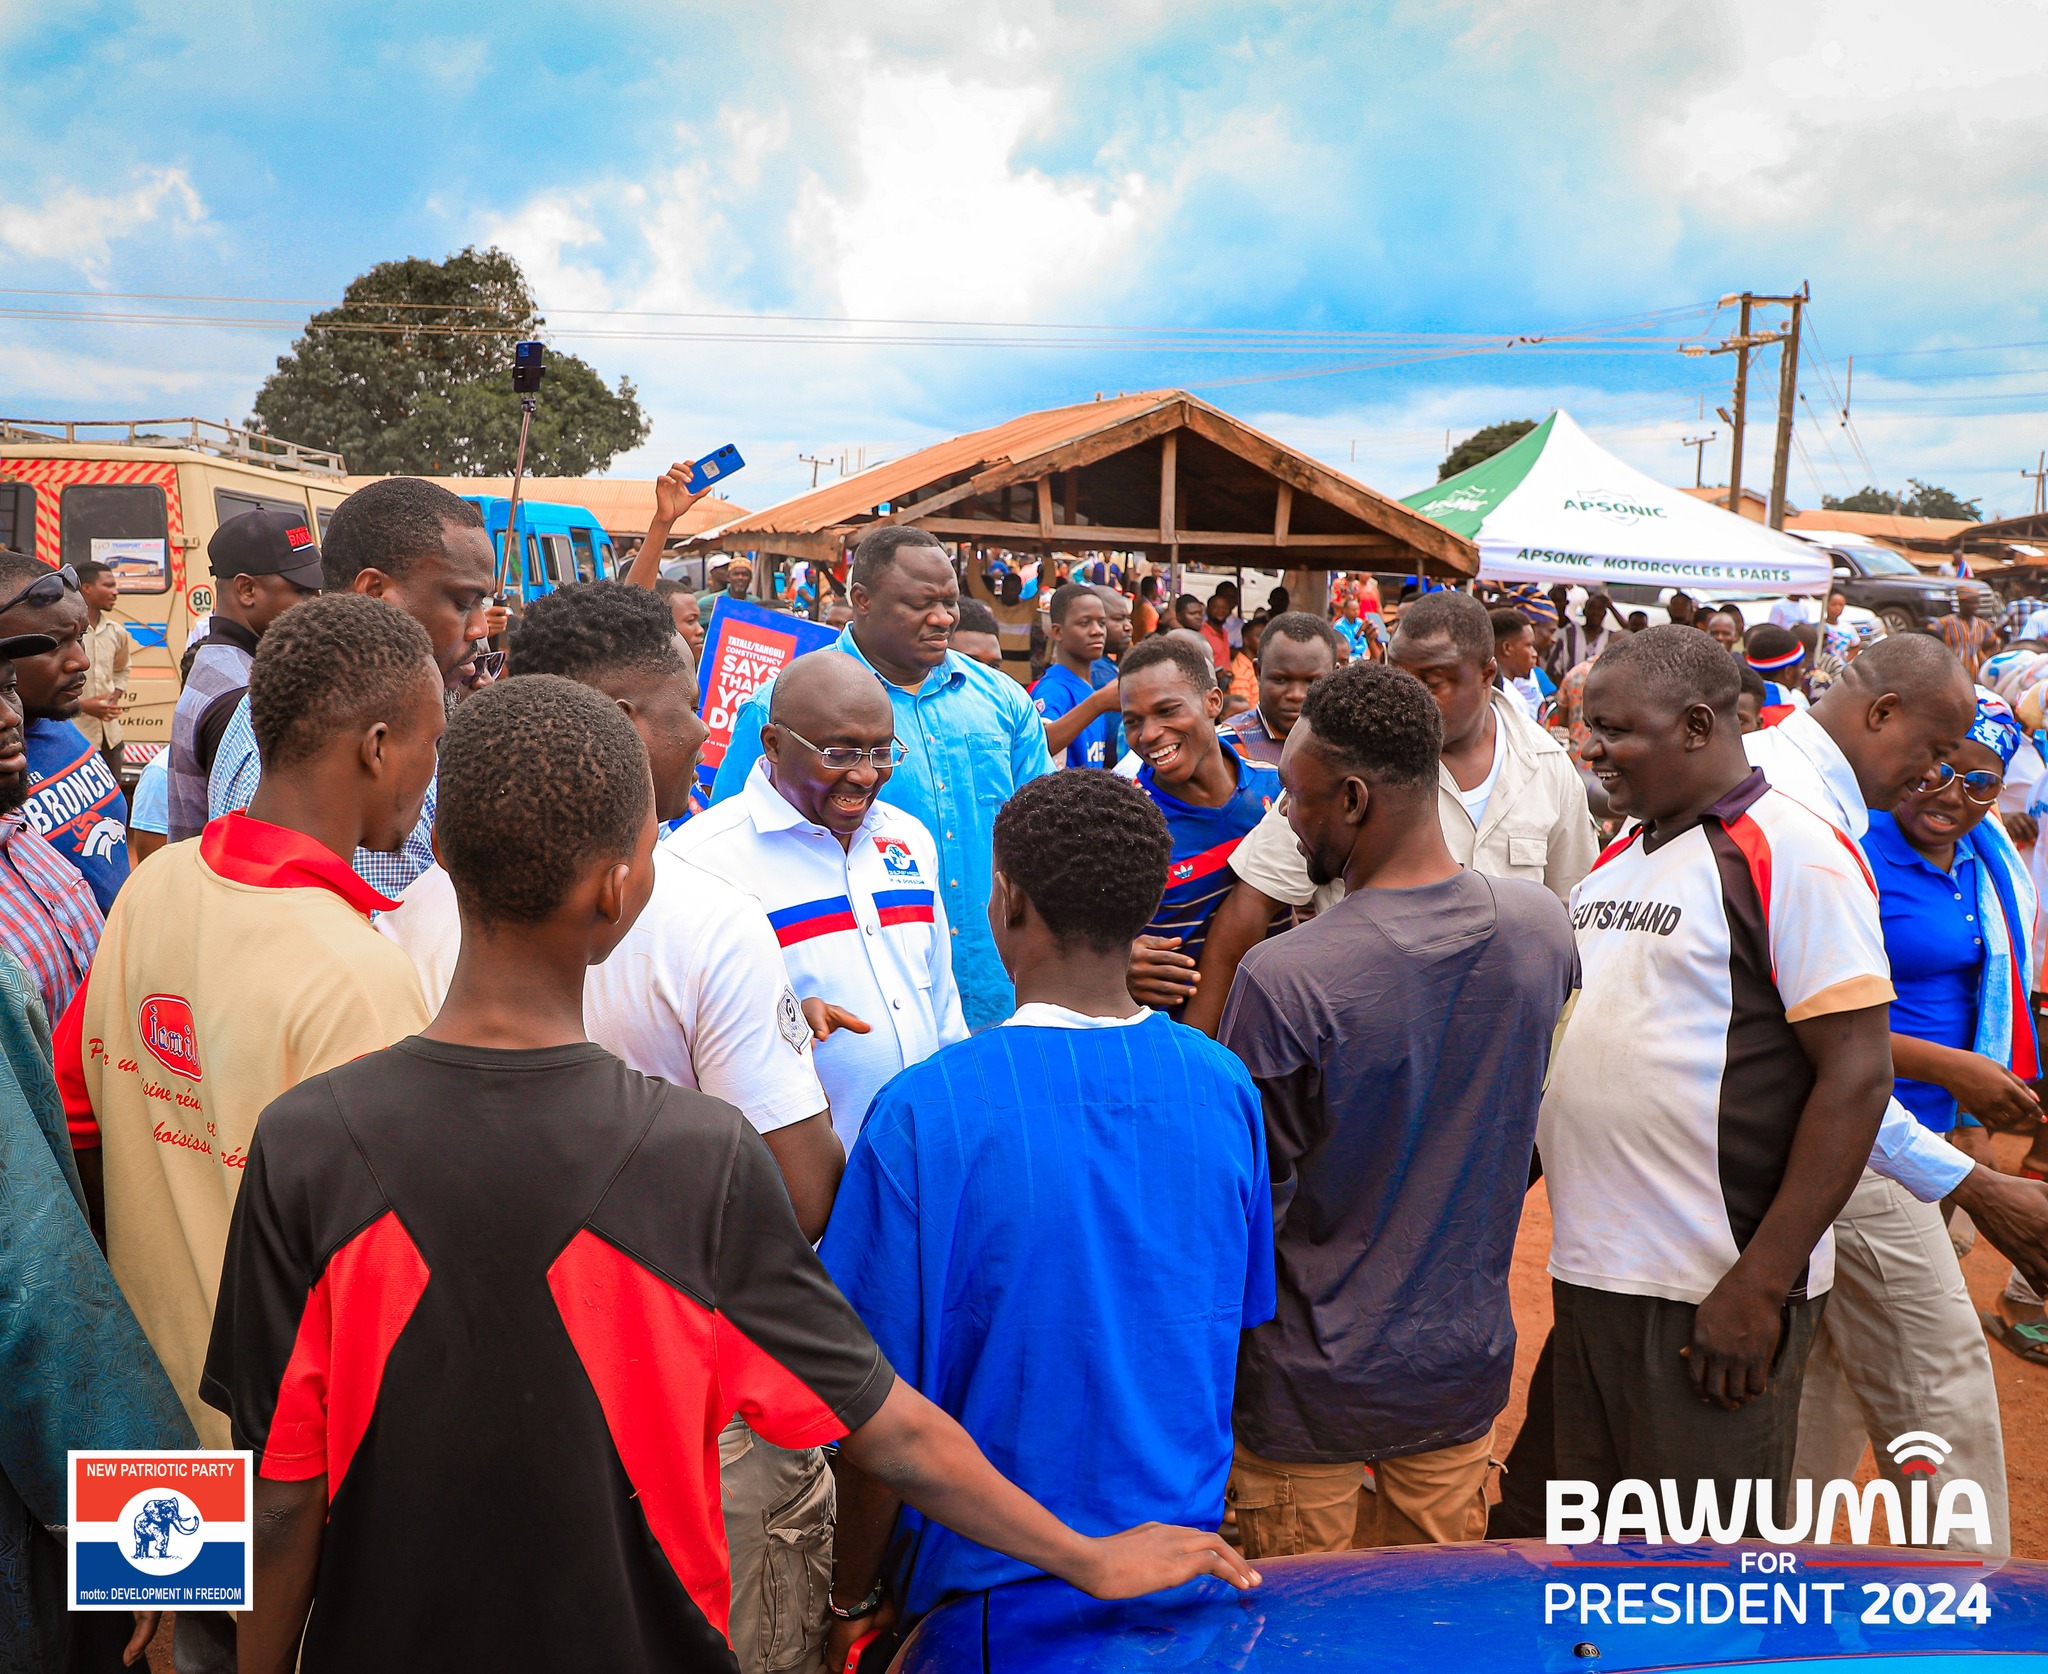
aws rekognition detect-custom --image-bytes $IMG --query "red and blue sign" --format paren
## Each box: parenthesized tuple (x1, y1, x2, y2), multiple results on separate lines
(68, 1451, 251, 1610)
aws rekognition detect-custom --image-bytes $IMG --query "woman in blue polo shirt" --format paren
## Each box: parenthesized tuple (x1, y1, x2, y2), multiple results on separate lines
(1862, 690, 2041, 1148)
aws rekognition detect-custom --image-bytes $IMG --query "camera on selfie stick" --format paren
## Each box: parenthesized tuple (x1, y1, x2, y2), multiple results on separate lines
(496, 339, 546, 600)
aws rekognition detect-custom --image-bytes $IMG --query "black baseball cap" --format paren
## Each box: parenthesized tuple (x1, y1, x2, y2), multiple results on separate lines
(208, 508, 324, 590)
(0, 633, 58, 661)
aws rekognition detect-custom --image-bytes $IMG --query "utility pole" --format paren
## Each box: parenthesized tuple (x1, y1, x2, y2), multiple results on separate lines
(798, 452, 831, 488)
(2024, 450, 2047, 516)
(1766, 284, 1807, 529)
(1682, 432, 1717, 488)
(1681, 288, 1806, 522)
(1728, 293, 1753, 514)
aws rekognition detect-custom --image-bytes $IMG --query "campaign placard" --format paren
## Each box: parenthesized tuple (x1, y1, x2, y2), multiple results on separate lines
(67, 1451, 252, 1611)
(691, 598, 840, 811)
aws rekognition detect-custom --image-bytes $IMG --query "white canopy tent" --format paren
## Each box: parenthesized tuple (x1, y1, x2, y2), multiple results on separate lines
(1403, 411, 1831, 600)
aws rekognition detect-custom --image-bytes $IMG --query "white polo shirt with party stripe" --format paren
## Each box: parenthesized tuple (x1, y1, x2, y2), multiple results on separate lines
(669, 761, 968, 1147)
(1537, 768, 1895, 1307)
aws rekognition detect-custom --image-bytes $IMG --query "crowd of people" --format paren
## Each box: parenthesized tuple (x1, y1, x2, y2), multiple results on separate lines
(7, 473, 2048, 1674)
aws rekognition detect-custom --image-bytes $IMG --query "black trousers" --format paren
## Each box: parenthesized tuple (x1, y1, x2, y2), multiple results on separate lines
(1548, 1279, 1826, 1538)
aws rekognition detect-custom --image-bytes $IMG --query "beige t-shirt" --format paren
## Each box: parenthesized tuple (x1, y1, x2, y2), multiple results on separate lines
(1228, 692, 1597, 912)
(88, 821, 429, 1443)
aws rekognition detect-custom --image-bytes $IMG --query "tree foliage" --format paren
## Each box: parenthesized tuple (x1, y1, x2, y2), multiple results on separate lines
(1438, 419, 1538, 481)
(1822, 479, 1983, 522)
(250, 246, 649, 476)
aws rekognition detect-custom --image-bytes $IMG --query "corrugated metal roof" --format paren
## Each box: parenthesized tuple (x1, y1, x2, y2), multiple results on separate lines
(341, 475, 745, 536)
(712, 392, 1170, 535)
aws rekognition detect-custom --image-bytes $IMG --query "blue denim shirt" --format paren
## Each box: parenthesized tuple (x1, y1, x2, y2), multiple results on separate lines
(710, 628, 1053, 1030)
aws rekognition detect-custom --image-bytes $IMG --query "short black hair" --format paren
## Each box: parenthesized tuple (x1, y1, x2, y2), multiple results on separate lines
(1299, 661, 1440, 788)
(1488, 607, 1532, 644)
(435, 675, 652, 924)
(1174, 593, 1199, 611)
(1739, 662, 1767, 702)
(0, 548, 47, 593)
(848, 526, 944, 592)
(952, 599, 1000, 638)
(1119, 633, 1215, 695)
(75, 559, 113, 586)
(1259, 610, 1343, 666)
(1841, 630, 1972, 705)
(323, 477, 483, 590)
(1592, 622, 1741, 716)
(248, 593, 436, 769)
(507, 580, 687, 686)
(1393, 589, 1495, 666)
(653, 577, 685, 601)
(1048, 582, 1100, 626)
(992, 770, 1171, 953)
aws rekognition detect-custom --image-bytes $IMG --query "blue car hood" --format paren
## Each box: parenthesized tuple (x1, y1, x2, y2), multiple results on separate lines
(897, 1542, 2048, 1674)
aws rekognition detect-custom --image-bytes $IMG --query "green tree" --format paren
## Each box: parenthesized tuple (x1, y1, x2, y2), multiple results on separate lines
(1822, 480, 1983, 521)
(1438, 419, 1538, 481)
(250, 246, 649, 475)
(1901, 479, 1983, 522)
(1821, 486, 1902, 514)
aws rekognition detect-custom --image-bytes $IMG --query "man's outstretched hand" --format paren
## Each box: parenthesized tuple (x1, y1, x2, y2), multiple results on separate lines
(1953, 1164, 2048, 1294)
(802, 998, 873, 1042)
(1070, 1522, 1260, 1599)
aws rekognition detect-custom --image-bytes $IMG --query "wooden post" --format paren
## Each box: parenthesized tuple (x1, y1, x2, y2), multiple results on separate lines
(1766, 291, 1804, 531)
(1159, 432, 1178, 545)
(1728, 292, 1753, 514)
(1036, 476, 1054, 540)
(1273, 482, 1292, 550)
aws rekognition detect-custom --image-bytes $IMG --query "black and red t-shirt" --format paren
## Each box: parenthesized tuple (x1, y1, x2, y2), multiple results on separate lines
(201, 1038, 894, 1672)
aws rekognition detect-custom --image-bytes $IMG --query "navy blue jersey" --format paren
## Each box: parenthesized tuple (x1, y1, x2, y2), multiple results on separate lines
(1136, 742, 1280, 972)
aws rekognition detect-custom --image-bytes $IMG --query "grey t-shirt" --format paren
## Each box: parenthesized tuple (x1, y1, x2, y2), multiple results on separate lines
(1220, 866, 1577, 1462)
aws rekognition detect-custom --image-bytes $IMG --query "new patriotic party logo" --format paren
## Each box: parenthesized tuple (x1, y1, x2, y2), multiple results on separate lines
(68, 1451, 251, 1610)
(874, 837, 921, 879)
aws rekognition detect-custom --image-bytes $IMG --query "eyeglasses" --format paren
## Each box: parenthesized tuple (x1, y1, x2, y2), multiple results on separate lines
(1913, 761, 2004, 805)
(472, 649, 508, 682)
(0, 564, 78, 618)
(775, 723, 906, 771)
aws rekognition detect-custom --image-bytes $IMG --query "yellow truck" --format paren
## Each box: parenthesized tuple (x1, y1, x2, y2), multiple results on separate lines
(0, 418, 350, 761)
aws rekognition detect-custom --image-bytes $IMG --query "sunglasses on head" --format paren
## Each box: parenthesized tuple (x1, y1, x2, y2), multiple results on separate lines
(0, 564, 79, 619)
(1913, 760, 2005, 806)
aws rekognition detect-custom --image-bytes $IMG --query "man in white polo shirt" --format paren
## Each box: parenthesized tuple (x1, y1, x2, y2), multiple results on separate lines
(672, 649, 967, 1148)
(1746, 633, 2048, 1554)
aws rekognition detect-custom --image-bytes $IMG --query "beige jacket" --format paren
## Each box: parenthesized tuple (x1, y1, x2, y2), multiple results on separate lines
(1229, 691, 1599, 911)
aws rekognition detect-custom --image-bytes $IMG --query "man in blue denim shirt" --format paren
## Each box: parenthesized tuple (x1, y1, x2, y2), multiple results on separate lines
(711, 528, 1053, 1029)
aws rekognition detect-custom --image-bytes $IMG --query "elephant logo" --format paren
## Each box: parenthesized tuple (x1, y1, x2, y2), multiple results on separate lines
(123, 1491, 204, 1572)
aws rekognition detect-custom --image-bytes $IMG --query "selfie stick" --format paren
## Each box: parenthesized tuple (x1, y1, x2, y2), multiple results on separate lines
(498, 339, 546, 599)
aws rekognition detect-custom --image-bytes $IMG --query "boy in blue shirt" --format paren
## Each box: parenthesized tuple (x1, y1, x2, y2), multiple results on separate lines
(822, 769, 1274, 1649)
(1031, 583, 1122, 768)
(1118, 634, 1282, 1016)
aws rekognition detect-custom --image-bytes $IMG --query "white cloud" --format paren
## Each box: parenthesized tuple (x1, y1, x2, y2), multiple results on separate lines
(0, 169, 206, 271)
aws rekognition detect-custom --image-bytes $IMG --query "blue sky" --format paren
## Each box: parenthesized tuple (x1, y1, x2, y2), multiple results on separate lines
(6, 0, 2048, 514)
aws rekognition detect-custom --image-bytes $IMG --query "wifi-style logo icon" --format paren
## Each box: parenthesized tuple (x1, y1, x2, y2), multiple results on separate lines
(1886, 1431, 1954, 1478)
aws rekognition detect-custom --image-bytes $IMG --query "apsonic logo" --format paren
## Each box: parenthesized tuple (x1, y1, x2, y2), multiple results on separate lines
(1559, 487, 1670, 527)
(68, 1451, 251, 1610)
(137, 994, 202, 1081)
(1546, 1431, 1994, 1550)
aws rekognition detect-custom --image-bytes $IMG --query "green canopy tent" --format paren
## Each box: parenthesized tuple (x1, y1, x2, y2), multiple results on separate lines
(1402, 411, 1830, 599)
